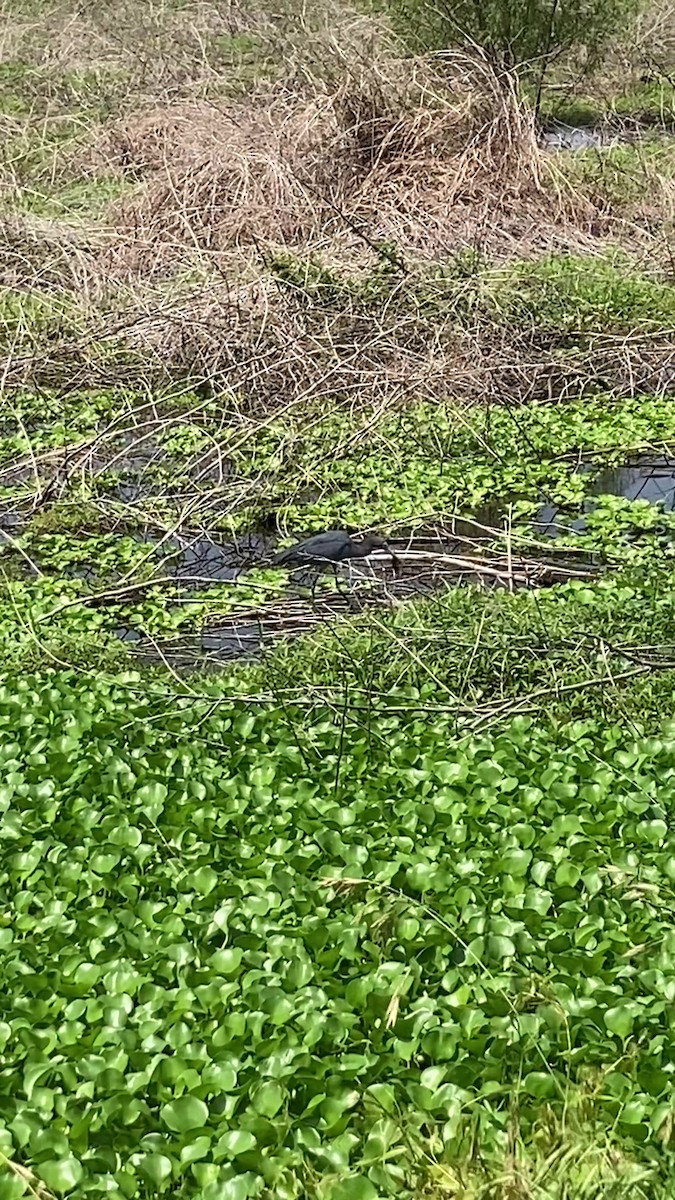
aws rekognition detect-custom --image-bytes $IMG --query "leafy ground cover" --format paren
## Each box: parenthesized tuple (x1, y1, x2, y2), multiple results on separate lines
(538, 77, 675, 127)
(3, 670, 675, 1200)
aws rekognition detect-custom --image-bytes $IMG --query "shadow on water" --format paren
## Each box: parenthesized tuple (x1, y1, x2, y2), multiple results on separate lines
(115, 623, 261, 671)
(114, 534, 276, 669)
(0, 510, 24, 533)
(536, 453, 675, 537)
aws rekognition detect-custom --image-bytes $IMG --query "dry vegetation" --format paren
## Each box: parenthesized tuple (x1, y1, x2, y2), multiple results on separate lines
(0, 0, 673, 423)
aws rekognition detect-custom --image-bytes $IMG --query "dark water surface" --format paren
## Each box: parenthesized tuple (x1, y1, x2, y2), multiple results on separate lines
(536, 454, 675, 537)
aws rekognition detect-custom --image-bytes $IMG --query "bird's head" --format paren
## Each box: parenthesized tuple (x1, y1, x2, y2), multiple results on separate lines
(360, 534, 400, 572)
(361, 534, 389, 552)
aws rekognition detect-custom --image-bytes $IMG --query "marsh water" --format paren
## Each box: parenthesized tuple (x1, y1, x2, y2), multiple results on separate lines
(539, 120, 665, 152)
(535, 454, 675, 536)
(541, 123, 619, 151)
(4, 451, 675, 668)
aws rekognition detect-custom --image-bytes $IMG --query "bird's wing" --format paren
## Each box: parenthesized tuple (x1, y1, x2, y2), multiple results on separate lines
(305, 531, 348, 556)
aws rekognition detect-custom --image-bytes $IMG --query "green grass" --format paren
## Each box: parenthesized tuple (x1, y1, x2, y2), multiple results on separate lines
(538, 77, 675, 127)
(270, 251, 675, 335)
(537, 93, 605, 126)
(263, 564, 675, 714)
(560, 140, 675, 208)
(487, 255, 675, 332)
(611, 79, 675, 126)
(0, 60, 130, 120)
(17, 176, 129, 218)
(0, 293, 87, 353)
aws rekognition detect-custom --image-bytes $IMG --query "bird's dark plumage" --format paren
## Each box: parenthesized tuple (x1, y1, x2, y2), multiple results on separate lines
(273, 530, 398, 570)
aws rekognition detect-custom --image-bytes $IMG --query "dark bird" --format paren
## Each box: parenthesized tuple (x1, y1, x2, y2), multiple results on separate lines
(273, 529, 399, 576)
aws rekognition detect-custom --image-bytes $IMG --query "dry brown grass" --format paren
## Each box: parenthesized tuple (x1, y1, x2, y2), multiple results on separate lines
(0, 0, 270, 90)
(0, 0, 671, 427)
(1, 256, 671, 428)
(632, 0, 675, 75)
(1, 0, 670, 292)
(98, 51, 565, 274)
(0, 211, 109, 293)
(87, 36, 674, 289)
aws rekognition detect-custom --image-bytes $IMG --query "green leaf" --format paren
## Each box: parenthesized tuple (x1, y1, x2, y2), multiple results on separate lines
(203, 1063, 237, 1092)
(487, 935, 515, 960)
(251, 1082, 284, 1117)
(604, 1005, 636, 1039)
(38, 1158, 84, 1193)
(139, 1153, 173, 1186)
(434, 761, 467, 784)
(208, 1175, 256, 1200)
(554, 861, 580, 887)
(620, 1100, 647, 1124)
(190, 866, 218, 896)
(136, 781, 168, 818)
(215, 1131, 256, 1158)
(0, 1176, 27, 1200)
(209, 948, 242, 975)
(180, 1137, 212, 1166)
(160, 1096, 209, 1132)
(326, 1176, 379, 1200)
(420, 1066, 446, 1092)
(499, 849, 531, 876)
(522, 1071, 559, 1098)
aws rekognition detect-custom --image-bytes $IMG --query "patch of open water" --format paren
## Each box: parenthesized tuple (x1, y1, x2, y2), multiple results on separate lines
(541, 123, 620, 151)
(539, 120, 670, 152)
(535, 453, 675, 537)
(115, 623, 261, 670)
(150, 533, 270, 583)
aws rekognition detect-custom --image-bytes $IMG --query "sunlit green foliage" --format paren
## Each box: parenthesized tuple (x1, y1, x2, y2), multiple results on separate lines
(386, 0, 640, 81)
(2, 671, 675, 1198)
(537, 77, 675, 127)
(222, 392, 675, 532)
(489, 255, 675, 332)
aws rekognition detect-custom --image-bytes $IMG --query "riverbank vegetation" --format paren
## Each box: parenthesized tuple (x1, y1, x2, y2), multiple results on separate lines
(1, 0, 675, 1196)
